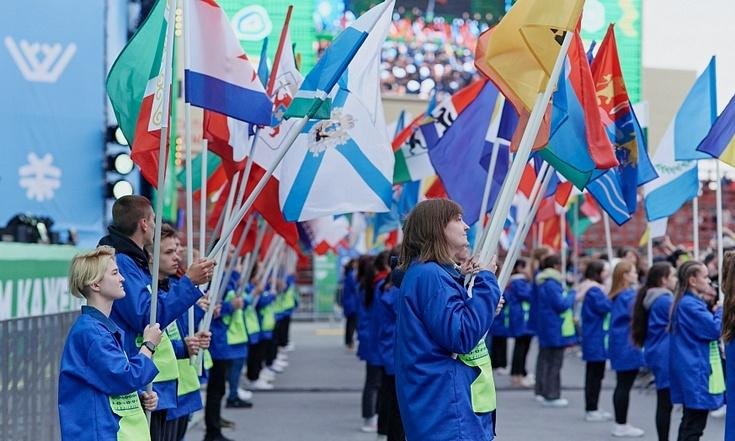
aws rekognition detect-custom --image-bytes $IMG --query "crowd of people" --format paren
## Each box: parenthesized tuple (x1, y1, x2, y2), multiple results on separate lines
(340, 199, 735, 441)
(58, 195, 298, 441)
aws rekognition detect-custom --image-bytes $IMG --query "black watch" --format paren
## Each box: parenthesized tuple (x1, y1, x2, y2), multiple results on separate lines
(142, 341, 157, 354)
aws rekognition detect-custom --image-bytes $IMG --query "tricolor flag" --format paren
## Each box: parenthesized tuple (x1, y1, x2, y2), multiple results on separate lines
(107, 0, 172, 187)
(696, 93, 735, 165)
(392, 112, 434, 184)
(278, 1, 396, 221)
(183, 0, 272, 126)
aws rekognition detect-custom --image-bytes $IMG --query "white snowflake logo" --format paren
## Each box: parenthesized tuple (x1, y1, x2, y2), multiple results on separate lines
(18, 152, 61, 202)
(307, 108, 355, 156)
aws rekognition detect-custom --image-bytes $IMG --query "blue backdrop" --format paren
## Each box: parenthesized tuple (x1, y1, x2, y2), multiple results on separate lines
(0, 0, 106, 246)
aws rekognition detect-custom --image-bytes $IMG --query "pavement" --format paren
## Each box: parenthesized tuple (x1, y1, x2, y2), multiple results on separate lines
(185, 321, 725, 441)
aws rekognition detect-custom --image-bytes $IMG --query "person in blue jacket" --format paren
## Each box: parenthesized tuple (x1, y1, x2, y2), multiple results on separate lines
(507, 258, 535, 388)
(534, 254, 576, 408)
(341, 259, 360, 350)
(489, 287, 509, 374)
(579, 259, 613, 422)
(670, 260, 724, 440)
(395, 199, 501, 441)
(608, 260, 646, 437)
(98, 196, 215, 441)
(59, 246, 162, 441)
(720, 251, 735, 441)
(631, 261, 676, 441)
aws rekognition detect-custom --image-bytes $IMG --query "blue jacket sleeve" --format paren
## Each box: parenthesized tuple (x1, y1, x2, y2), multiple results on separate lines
(548, 282, 574, 313)
(590, 287, 613, 315)
(417, 269, 501, 355)
(83, 333, 159, 396)
(681, 301, 722, 341)
(514, 280, 532, 302)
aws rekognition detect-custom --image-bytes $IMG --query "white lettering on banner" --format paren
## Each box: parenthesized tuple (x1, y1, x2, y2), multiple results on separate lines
(0, 280, 12, 321)
(44, 277, 67, 315)
(4, 36, 76, 83)
(30, 278, 44, 316)
(16, 278, 33, 318)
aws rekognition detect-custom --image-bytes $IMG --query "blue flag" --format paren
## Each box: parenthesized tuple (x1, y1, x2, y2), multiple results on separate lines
(696, 93, 735, 165)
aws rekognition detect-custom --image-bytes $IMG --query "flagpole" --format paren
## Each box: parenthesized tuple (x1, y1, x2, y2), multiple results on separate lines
(693, 197, 700, 260)
(716, 160, 724, 297)
(208, 116, 309, 259)
(573, 197, 579, 282)
(560, 206, 567, 288)
(146, 0, 178, 403)
(603, 212, 614, 265)
(215, 214, 255, 305)
(646, 224, 653, 268)
(199, 140, 208, 258)
(477, 96, 505, 232)
(240, 221, 269, 295)
(475, 31, 573, 267)
(498, 165, 554, 290)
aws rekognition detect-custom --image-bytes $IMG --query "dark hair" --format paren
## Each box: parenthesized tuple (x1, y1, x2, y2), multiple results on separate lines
(631, 262, 673, 347)
(583, 259, 606, 284)
(160, 223, 179, 242)
(112, 195, 152, 236)
(381, 247, 401, 292)
(357, 255, 377, 307)
(512, 258, 527, 275)
(398, 199, 463, 271)
(540, 254, 561, 270)
(669, 260, 707, 332)
(722, 251, 735, 342)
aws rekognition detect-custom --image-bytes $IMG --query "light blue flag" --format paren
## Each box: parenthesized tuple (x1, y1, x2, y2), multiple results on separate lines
(673, 56, 717, 161)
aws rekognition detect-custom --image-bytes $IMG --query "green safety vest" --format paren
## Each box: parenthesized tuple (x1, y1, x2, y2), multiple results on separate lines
(222, 291, 249, 345)
(560, 291, 575, 338)
(603, 313, 611, 351)
(244, 305, 261, 336)
(136, 330, 179, 383)
(457, 339, 496, 413)
(109, 392, 150, 441)
(163, 320, 201, 396)
(283, 287, 297, 310)
(709, 341, 726, 394)
(522, 301, 530, 323)
(260, 303, 276, 332)
(203, 348, 214, 370)
(272, 294, 286, 316)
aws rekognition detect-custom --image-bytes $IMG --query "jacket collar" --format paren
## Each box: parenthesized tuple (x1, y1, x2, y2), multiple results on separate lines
(98, 226, 150, 272)
(82, 305, 121, 335)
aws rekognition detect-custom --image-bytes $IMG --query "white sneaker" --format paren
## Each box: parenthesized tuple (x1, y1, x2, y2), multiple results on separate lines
(266, 364, 284, 374)
(534, 394, 545, 403)
(237, 388, 253, 401)
(542, 398, 569, 408)
(611, 424, 645, 437)
(273, 359, 289, 368)
(494, 367, 510, 375)
(249, 378, 274, 390)
(585, 410, 612, 422)
(360, 415, 378, 433)
(711, 405, 726, 418)
(276, 353, 288, 362)
(520, 375, 536, 387)
(259, 369, 276, 382)
(283, 342, 295, 352)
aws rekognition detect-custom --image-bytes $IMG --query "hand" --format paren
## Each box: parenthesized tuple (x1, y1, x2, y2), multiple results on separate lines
(186, 258, 217, 285)
(143, 323, 162, 346)
(494, 295, 506, 317)
(196, 294, 210, 311)
(482, 255, 498, 274)
(184, 336, 200, 354)
(231, 296, 245, 310)
(459, 257, 480, 276)
(213, 304, 222, 319)
(197, 330, 212, 349)
(140, 391, 158, 411)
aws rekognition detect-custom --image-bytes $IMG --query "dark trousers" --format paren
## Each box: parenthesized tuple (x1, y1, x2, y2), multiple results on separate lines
(345, 315, 358, 347)
(150, 410, 179, 441)
(535, 347, 564, 400)
(362, 363, 383, 419)
(677, 407, 709, 441)
(378, 372, 406, 441)
(246, 341, 266, 381)
(264, 337, 278, 366)
(173, 415, 189, 441)
(205, 359, 229, 437)
(490, 336, 508, 369)
(227, 357, 245, 400)
(275, 316, 291, 348)
(511, 335, 533, 376)
(585, 361, 606, 411)
(613, 369, 638, 424)
(656, 388, 673, 441)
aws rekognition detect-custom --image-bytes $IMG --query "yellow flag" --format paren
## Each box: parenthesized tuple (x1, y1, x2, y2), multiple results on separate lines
(718, 137, 735, 167)
(475, 0, 584, 113)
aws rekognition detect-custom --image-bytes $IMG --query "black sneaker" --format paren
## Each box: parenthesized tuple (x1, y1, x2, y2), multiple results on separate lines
(219, 417, 235, 428)
(225, 398, 254, 408)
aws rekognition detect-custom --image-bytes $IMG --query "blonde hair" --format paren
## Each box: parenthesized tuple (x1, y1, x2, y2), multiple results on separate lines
(609, 260, 636, 299)
(68, 246, 116, 298)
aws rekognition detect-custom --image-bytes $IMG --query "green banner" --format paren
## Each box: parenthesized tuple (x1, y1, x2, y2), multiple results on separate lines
(581, 0, 642, 103)
(0, 243, 83, 320)
(313, 252, 338, 314)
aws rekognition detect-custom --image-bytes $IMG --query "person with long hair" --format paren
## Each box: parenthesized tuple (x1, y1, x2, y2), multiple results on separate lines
(607, 260, 645, 437)
(394, 199, 501, 441)
(355, 254, 382, 432)
(341, 259, 360, 350)
(670, 260, 724, 440)
(579, 259, 613, 422)
(721, 251, 735, 441)
(631, 261, 676, 441)
(507, 258, 535, 388)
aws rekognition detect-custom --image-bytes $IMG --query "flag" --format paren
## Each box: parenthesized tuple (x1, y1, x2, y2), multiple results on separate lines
(696, 93, 735, 166)
(674, 57, 717, 161)
(183, 0, 272, 126)
(567, 192, 601, 237)
(284, 1, 395, 120)
(644, 60, 716, 221)
(278, 1, 395, 221)
(500, 162, 536, 250)
(392, 113, 434, 184)
(175, 150, 226, 198)
(473, 0, 584, 114)
(299, 215, 350, 255)
(421, 80, 510, 225)
(107, 0, 172, 187)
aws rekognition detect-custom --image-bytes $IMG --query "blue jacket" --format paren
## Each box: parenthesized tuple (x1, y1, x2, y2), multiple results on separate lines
(642, 288, 673, 389)
(395, 262, 501, 441)
(490, 299, 509, 338)
(581, 285, 612, 362)
(341, 269, 360, 318)
(527, 273, 541, 334)
(377, 284, 399, 375)
(669, 292, 724, 410)
(357, 284, 383, 365)
(609, 288, 644, 371)
(166, 311, 204, 420)
(506, 275, 533, 337)
(59, 306, 158, 441)
(209, 293, 248, 360)
(534, 269, 576, 348)
(725, 341, 735, 441)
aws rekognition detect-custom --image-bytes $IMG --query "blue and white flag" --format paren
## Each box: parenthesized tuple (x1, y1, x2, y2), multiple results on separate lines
(278, 1, 395, 221)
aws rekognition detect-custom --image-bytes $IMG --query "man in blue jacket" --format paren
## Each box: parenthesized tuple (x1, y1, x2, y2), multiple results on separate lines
(99, 195, 215, 441)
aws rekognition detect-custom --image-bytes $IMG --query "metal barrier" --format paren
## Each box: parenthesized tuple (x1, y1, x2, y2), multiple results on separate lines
(0, 312, 78, 441)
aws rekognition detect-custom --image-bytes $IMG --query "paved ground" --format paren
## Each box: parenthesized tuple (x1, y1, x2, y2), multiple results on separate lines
(186, 321, 725, 441)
